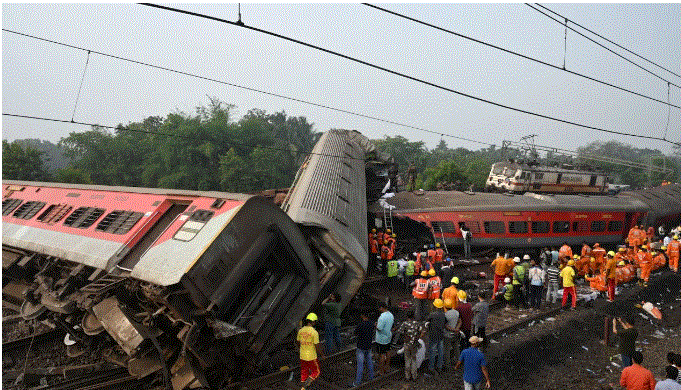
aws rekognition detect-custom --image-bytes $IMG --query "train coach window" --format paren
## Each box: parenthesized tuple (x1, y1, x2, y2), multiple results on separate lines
(484, 221, 505, 234)
(531, 221, 550, 233)
(2, 198, 23, 216)
(591, 221, 606, 232)
(431, 221, 456, 233)
(96, 210, 144, 234)
(608, 221, 623, 232)
(37, 204, 73, 224)
(12, 201, 46, 220)
(466, 221, 481, 234)
(572, 221, 589, 232)
(534, 172, 544, 180)
(508, 221, 528, 234)
(63, 207, 106, 229)
(553, 221, 570, 233)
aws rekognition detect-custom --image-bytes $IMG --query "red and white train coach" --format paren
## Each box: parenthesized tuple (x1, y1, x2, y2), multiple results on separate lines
(2, 180, 319, 388)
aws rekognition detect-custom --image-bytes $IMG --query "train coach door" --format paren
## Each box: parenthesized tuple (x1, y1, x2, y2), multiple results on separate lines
(589, 175, 597, 187)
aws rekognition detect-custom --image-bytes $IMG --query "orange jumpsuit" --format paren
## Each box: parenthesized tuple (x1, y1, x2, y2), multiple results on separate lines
(581, 244, 592, 258)
(652, 252, 666, 271)
(490, 256, 510, 296)
(575, 255, 591, 276)
(631, 228, 643, 251)
(646, 227, 654, 244)
(427, 276, 441, 300)
(559, 245, 573, 261)
(585, 273, 606, 292)
(441, 285, 459, 309)
(636, 251, 653, 283)
(667, 240, 680, 272)
(592, 247, 606, 271)
(434, 248, 444, 264)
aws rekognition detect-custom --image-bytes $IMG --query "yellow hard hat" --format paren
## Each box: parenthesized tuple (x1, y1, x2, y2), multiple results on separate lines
(392, 233, 396, 238)
(574, 254, 579, 259)
(661, 246, 667, 250)
(384, 240, 389, 244)
(641, 245, 647, 249)
(607, 251, 616, 257)
(618, 261, 625, 266)
(444, 298, 454, 308)
(429, 268, 436, 276)
(433, 298, 444, 308)
(457, 290, 467, 300)
(306, 313, 318, 321)
(386, 229, 392, 234)
(590, 257, 595, 262)
(421, 270, 428, 277)
(674, 235, 679, 240)
(568, 260, 575, 266)
(371, 228, 376, 233)
(451, 276, 459, 284)
(619, 247, 626, 251)
(651, 251, 657, 255)
(436, 243, 441, 248)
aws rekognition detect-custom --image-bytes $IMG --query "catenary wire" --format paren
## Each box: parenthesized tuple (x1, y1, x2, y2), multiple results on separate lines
(362, 3, 680, 110)
(535, 3, 681, 80)
(140, 3, 680, 146)
(71, 50, 90, 122)
(526, 3, 681, 90)
(1, 28, 492, 147)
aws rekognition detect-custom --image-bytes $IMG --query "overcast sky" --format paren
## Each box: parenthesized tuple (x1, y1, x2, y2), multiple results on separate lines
(2, 3, 680, 155)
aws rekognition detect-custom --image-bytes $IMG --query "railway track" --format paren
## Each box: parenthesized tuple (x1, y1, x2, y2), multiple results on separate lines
(31, 367, 154, 390)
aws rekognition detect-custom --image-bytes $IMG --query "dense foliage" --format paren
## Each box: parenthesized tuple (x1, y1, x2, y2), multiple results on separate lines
(2, 102, 679, 192)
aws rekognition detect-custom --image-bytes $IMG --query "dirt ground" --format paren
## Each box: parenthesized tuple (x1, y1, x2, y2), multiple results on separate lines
(377, 271, 681, 390)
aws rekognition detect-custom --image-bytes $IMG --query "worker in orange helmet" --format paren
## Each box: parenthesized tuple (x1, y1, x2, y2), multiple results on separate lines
(604, 251, 618, 301)
(667, 236, 680, 272)
(559, 242, 573, 262)
(591, 243, 606, 268)
(411, 270, 430, 320)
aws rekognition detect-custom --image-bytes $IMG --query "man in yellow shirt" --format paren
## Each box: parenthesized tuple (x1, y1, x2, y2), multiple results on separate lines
(297, 313, 323, 389)
(560, 260, 577, 309)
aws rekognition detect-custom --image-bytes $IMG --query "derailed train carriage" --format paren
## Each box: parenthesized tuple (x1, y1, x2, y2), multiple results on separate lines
(2, 130, 383, 388)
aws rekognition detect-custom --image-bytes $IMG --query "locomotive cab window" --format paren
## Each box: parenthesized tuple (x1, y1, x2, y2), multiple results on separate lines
(553, 221, 570, 233)
(484, 221, 505, 235)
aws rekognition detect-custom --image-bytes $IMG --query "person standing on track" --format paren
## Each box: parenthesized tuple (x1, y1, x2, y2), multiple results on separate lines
(457, 290, 473, 351)
(443, 298, 461, 371)
(471, 291, 489, 350)
(352, 312, 374, 387)
(455, 336, 491, 390)
(605, 251, 618, 302)
(395, 311, 424, 381)
(442, 276, 460, 311)
(297, 313, 323, 390)
(511, 257, 528, 310)
(667, 236, 680, 272)
(545, 260, 560, 305)
(490, 252, 509, 298)
(375, 302, 394, 376)
(528, 259, 545, 311)
(427, 298, 446, 373)
(613, 316, 638, 368)
(560, 259, 577, 310)
(321, 293, 342, 354)
(411, 271, 430, 321)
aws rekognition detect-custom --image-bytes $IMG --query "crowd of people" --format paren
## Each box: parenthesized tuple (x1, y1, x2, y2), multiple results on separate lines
(294, 224, 681, 390)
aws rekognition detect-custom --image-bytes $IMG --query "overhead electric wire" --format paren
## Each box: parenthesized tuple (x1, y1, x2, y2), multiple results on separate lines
(1, 28, 492, 148)
(140, 3, 680, 146)
(526, 3, 681, 90)
(362, 3, 680, 110)
(1, 113, 371, 161)
(534, 3, 681, 80)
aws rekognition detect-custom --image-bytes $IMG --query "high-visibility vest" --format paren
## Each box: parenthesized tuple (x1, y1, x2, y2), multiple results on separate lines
(406, 260, 415, 275)
(504, 284, 514, 301)
(387, 260, 398, 277)
(668, 241, 680, 257)
(427, 276, 441, 300)
(592, 247, 606, 263)
(427, 249, 436, 263)
(370, 238, 379, 254)
(412, 278, 429, 299)
(434, 248, 444, 263)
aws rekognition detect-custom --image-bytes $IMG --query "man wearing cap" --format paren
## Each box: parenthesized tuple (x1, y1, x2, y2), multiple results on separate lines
(667, 235, 680, 273)
(411, 271, 430, 321)
(297, 313, 322, 388)
(375, 302, 394, 375)
(427, 298, 447, 373)
(560, 260, 577, 309)
(455, 336, 491, 389)
(605, 251, 618, 302)
(443, 298, 461, 371)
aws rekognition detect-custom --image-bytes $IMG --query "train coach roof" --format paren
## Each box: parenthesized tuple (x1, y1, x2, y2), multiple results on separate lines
(3, 180, 252, 202)
(373, 191, 649, 213)
(623, 184, 681, 215)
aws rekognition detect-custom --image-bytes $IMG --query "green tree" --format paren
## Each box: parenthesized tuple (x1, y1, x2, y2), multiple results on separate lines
(2, 140, 51, 181)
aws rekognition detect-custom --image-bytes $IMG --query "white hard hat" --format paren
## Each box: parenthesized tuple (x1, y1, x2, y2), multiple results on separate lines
(513, 257, 521, 263)
(523, 254, 530, 260)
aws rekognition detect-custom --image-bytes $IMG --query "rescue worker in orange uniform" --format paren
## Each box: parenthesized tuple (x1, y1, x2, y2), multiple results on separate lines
(427, 245, 437, 266)
(380, 240, 393, 272)
(591, 243, 606, 270)
(635, 246, 653, 286)
(369, 230, 379, 272)
(588, 257, 599, 276)
(667, 236, 680, 272)
(441, 276, 460, 310)
(585, 270, 606, 292)
(581, 242, 592, 258)
(651, 250, 666, 271)
(490, 253, 511, 297)
(575, 254, 590, 276)
(388, 233, 397, 254)
(427, 268, 441, 301)
(411, 270, 430, 320)
(433, 243, 444, 272)
(646, 226, 654, 244)
(604, 251, 618, 302)
(559, 242, 573, 262)
(630, 225, 643, 252)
